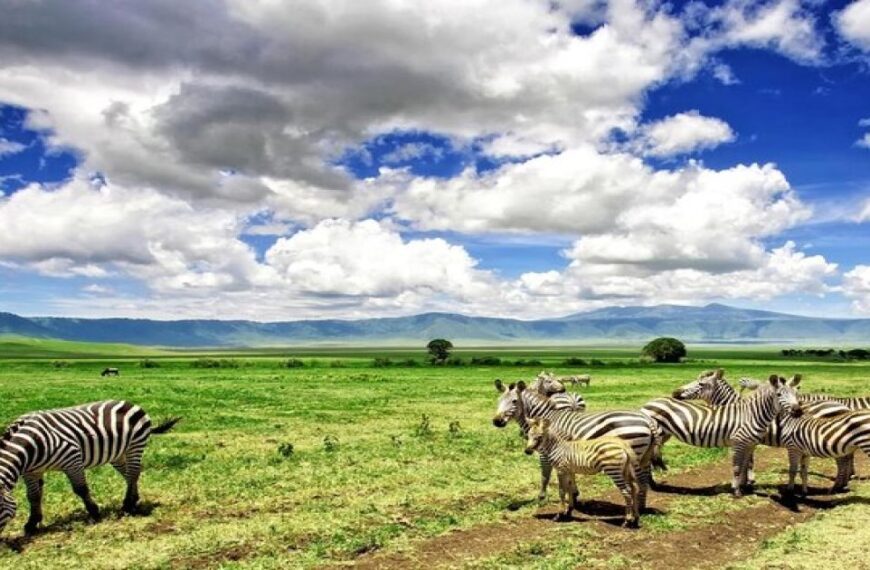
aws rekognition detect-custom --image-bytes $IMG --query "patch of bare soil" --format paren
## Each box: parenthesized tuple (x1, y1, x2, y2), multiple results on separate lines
(347, 449, 868, 570)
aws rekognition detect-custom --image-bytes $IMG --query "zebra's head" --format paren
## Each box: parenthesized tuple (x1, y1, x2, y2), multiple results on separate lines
(672, 369, 723, 400)
(493, 379, 527, 427)
(524, 417, 550, 455)
(763, 374, 803, 417)
(530, 372, 566, 396)
(0, 488, 16, 534)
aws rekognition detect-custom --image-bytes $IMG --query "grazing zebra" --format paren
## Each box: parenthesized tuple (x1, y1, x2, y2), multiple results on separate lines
(568, 374, 591, 388)
(101, 368, 120, 377)
(524, 418, 640, 527)
(494, 380, 658, 510)
(642, 375, 802, 497)
(0, 400, 180, 535)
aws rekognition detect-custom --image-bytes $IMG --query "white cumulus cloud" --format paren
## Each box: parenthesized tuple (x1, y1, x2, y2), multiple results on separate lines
(835, 0, 870, 52)
(635, 111, 735, 157)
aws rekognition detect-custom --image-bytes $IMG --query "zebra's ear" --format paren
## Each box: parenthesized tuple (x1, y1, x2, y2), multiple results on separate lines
(516, 380, 527, 393)
(768, 374, 780, 387)
(495, 379, 506, 393)
(788, 374, 802, 388)
(714, 368, 724, 379)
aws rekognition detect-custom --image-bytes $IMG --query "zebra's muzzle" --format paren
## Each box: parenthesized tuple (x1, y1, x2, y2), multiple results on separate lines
(492, 417, 508, 428)
(790, 405, 804, 418)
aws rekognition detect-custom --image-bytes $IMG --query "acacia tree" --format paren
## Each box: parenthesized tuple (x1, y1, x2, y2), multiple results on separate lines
(642, 337, 687, 363)
(427, 339, 454, 364)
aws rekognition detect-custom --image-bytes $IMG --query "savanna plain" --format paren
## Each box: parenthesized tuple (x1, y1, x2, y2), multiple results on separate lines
(0, 338, 868, 569)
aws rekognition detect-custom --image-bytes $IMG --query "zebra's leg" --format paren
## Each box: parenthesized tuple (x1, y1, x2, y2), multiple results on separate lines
(786, 447, 802, 495)
(538, 453, 552, 502)
(119, 447, 145, 514)
(833, 455, 853, 493)
(604, 465, 637, 528)
(731, 441, 754, 497)
(636, 463, 651, 512)
(23, 473, 44, 534)
(747, 451, 756, 487)
(64, 466, 101, 521)
(799, 454, 810, 496)
(554, 470, 574, 521)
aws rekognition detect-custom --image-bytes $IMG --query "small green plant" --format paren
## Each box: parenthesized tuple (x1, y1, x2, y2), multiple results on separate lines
(444, 357, 464, 366)
(448, 420, 462, 438)
(372, 357, 393, 368)
(284, 358, 305, 368)
(413, 414, 433, 438)
(390, 434, 403, 447)
(399, 358, 420, 367)
(322, 435, 339, 452)
(139, 358, 160, 368)
(277, 442, 295, 458)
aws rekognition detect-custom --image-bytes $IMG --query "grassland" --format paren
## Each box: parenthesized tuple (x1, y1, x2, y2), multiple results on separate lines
(0, 342, 867, 569)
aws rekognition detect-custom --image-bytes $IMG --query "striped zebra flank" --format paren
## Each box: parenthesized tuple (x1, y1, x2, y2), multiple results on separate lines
(642, 375, 802, 496)
(779, 407, 870, 495)
(493, 379, 657, 510)
(524, 417, 640, 528)
(0, 400, 180, 535)
(739, 378, 870, 411)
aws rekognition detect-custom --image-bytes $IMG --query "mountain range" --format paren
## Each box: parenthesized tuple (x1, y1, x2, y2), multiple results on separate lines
(1, 304, 869, 347)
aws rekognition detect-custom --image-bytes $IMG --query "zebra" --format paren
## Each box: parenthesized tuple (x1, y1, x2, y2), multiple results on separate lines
(734, 376, 859, 489)
(494, 380, 658, 510)
(776, 389, 870, 495)
(497, 377, 585, 502)
(642, 375, 802, 497)
(101, 368, 120, 377)
(567, 374, 591, 388)
(524, 417, 640, 528)
(0, 400, 180, 535)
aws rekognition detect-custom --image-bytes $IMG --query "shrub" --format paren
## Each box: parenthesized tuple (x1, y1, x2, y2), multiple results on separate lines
(448, 420, 462, 438)
(322, 435, 339, 452)
(51, 360, 70, 369)
(589, 359, 606, 366)
(277, 442, 295, 458)
(372, 357, 393, 368)
(513, 358, 544, 367)
(139, 358, 160, 368)
(329, 360, 347, 368)
(562, 357, 587, 366)
(444, 357, 464, 366)
(413, 414, 433, 438)
(399, 358, 420, 367)
(641, 337, 687, 363)
(284, 358, 305, 368)
(191, 358, 239, 369)
(471, 356, 501, 366)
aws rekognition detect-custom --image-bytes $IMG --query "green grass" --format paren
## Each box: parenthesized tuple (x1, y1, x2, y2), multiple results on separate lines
(0, 344, 867, 568)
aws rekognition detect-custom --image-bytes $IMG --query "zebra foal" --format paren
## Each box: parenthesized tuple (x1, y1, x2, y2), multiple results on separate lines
(524, 418, 640, 527)
(0, 400, 180, 535)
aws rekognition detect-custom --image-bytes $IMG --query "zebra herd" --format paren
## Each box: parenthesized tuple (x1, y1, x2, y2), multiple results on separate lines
(0, 400, 179, 536)
(493, 370, 870, 527)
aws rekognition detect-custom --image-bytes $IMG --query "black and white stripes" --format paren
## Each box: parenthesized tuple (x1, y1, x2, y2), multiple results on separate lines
(0, 400, 179, 535)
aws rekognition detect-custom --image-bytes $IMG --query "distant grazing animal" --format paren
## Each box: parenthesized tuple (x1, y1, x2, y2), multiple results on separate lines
(0, 401, 180, 535)
(525, 418, 640, 527)
(101, 367, 120, 377)
(568, 374, 591, 388)
(494, 380, 658, 510)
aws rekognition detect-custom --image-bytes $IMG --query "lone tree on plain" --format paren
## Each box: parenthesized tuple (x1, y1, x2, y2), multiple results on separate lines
(642, 337, 687, 363)
(427, 339, 454, 364)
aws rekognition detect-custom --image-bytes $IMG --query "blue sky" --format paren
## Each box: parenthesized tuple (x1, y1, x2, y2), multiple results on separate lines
(0, 0, 869, 320)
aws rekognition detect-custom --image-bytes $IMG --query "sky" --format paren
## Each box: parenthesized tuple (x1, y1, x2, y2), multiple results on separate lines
(0, 0, 869, 321)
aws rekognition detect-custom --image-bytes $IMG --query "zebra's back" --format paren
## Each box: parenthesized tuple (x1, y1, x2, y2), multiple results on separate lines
(18, 400, 152, 469)
(547, 409, 654, 460)
(784, 410, 870, 458)
(642, 398, 742, 448)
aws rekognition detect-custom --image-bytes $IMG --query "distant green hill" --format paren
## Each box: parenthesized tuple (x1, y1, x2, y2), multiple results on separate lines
(0, 335, 168, 358)
(1, 304, 869, 348)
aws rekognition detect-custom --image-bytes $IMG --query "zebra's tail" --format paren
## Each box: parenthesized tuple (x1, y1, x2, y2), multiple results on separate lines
(151, 417, 182, 435)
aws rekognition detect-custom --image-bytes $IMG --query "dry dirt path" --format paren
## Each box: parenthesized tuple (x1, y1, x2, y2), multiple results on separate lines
(347, 449, 870, 569)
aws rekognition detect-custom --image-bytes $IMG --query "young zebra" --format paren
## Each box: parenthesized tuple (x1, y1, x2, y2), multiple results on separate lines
(524, 418, 640, 528)
(0, 400, 180, 535)
(778, 403, 870, 495)
(642, 375, 802, 497)
(496, 378, 584, 502)
(494, 380, 658, 510)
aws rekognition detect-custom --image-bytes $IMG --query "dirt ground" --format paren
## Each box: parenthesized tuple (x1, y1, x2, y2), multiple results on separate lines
(349, 448, 869, 569)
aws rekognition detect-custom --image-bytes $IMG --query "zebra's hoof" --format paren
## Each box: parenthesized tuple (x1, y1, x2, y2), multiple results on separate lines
(622, 519, 639, 529)
(23, 523, 40, 535)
